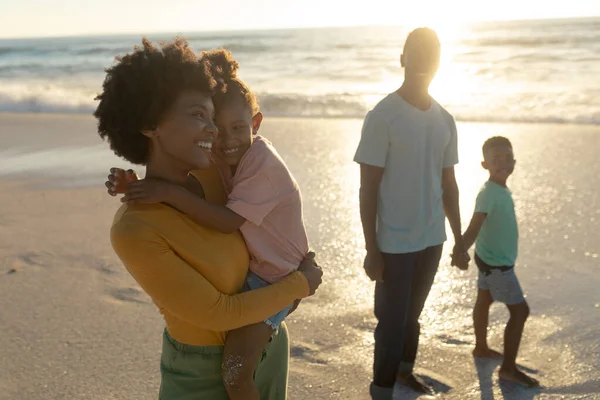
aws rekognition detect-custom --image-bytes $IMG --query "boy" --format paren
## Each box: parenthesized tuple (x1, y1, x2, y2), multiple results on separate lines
(462, 136, 539, 387)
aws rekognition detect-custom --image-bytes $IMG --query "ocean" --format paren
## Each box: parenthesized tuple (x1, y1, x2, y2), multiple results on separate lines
(0, 17, 598, 125)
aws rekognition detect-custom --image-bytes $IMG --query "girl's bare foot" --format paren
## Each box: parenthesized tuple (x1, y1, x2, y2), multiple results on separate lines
(472, 346, 503, 359)
(499, 367, 540, 387)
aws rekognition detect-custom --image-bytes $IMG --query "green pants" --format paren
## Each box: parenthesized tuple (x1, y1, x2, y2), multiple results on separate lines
(159, 324, 290, 399)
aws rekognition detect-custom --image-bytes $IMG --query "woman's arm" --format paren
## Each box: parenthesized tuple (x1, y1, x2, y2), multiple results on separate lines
(111, 221, 309, 331)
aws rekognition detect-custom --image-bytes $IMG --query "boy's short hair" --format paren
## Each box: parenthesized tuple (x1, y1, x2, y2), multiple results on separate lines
(482, 136, 512, 157)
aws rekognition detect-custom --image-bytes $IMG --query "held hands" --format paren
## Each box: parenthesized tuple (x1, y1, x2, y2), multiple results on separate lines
(451, 242, 470, 271)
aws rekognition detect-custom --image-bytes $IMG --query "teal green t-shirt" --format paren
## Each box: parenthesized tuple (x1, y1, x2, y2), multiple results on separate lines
(475, 181, 518, 266)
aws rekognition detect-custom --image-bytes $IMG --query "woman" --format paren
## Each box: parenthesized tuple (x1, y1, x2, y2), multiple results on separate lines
(95, 37, 323, 399)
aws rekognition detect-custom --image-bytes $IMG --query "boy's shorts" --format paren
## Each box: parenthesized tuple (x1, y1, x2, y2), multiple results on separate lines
(244, 272, 293, 330)
(475, 254, 525, 305)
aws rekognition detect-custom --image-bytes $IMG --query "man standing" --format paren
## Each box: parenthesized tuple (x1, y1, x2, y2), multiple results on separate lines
(353, 28, 469, 399)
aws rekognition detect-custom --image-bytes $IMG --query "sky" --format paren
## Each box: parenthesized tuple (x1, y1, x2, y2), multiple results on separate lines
(1, 0, 599, 38)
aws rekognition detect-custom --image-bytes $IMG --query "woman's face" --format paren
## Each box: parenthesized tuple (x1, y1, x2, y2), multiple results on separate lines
(149, 90, 217, 171)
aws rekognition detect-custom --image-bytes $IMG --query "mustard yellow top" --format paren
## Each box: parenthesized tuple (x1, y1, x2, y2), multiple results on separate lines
(110, 166, 309, 346)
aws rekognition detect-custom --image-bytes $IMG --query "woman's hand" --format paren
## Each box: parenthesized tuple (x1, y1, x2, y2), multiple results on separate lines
(297, 252, 323, 296)
(105, 167, 139, 196)
(287, 299, 302, 316)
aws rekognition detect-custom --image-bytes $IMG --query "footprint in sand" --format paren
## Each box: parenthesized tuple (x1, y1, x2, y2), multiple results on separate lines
(5, 252, 48, 274)
(94, 260, 118, 276)
(291, 345, 328, 365)
(18, 252, 47, 266)
(107, 287, 148, 304)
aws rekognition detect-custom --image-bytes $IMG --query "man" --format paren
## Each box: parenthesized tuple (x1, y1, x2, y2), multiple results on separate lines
(353, 27, 469, 399)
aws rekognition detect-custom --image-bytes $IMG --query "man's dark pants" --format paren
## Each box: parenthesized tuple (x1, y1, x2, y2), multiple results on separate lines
(370, 245, 443, 399)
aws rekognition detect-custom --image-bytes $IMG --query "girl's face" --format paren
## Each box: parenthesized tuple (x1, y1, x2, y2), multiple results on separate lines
(214, 98, 262, 167)
(145, 90, 217, 172)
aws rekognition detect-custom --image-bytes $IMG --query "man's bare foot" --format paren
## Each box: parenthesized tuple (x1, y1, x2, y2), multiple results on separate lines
(473, 346, 503, 359)
(499, 367, 540, 387)
(397, 373, 431, 394)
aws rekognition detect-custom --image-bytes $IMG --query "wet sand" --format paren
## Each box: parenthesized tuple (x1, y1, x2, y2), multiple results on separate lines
(1, 113, 599, 399)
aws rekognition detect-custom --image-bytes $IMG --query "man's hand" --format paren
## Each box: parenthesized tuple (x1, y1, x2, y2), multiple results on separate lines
(121, 179, 176, 205)
(364, 250, 385, 282)
(106, 168, 139, 196)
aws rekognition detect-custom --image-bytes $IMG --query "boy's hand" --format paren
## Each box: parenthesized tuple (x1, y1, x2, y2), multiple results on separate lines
(121, 179, 175, 205)
(106, 168, 139, 196)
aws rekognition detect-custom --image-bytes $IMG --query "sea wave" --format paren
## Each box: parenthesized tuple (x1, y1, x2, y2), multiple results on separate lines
(1, 88, 598, 126)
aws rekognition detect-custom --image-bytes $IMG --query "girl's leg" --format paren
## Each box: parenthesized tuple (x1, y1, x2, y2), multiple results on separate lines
(222, 322, 274, 400)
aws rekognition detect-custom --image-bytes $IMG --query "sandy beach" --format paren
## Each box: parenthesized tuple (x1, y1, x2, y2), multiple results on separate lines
(1, 113, 599, 400)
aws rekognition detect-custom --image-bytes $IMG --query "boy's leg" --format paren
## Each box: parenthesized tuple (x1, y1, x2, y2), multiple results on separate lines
(397, 245, 443, 393)
(485, 268, 539, 387)
(499, 301, 539, 386)
(472, 288, 502, 358)
(371, 251, 420, 399)
(222, 322, 275, 400)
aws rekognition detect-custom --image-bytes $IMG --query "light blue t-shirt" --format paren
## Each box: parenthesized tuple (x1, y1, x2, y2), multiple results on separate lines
(475, 181, 519, 266)
(353, 93, 459, 254)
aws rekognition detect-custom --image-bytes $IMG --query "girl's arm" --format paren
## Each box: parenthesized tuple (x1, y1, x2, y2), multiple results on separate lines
(166, 186, 245, 233)
(108, 168, 246, 234)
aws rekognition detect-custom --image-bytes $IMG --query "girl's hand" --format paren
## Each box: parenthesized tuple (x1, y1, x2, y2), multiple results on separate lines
(106, 168, 139, 196)
(121, 178, 176, 205)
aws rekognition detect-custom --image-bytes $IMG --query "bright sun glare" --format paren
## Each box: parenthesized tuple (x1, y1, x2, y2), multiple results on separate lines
(363, 19, 472, 108)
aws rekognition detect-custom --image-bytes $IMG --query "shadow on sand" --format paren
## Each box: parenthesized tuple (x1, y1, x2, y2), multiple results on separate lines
(473, 356, 542, 400)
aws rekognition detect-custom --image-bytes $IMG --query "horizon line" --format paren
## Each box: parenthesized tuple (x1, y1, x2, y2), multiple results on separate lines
(0, 14, 598, 41)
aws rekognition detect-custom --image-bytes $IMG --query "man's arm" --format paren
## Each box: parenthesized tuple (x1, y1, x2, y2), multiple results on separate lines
(167, 187, 245, 234)
(354, 110, 389, 281)
(442, 167, 462, 243)
(359, 164, 385, 281)
(442, 167, 469, 269)
(360, 164, 384, 252)
(463, 212, 487, 251)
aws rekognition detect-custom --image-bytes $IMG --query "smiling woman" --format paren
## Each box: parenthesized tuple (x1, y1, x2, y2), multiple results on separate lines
(94, 37, 218, 169)
(94, 37, 322, 399)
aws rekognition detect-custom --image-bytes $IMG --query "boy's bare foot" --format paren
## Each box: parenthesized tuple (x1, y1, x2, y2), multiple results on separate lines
(499, 367, 540, 387)
(473, 347, 503, 359)
(397, 373, 431, 394)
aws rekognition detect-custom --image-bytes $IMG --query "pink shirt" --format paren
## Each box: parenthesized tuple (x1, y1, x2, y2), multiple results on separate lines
(221, 136, 309, 283)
